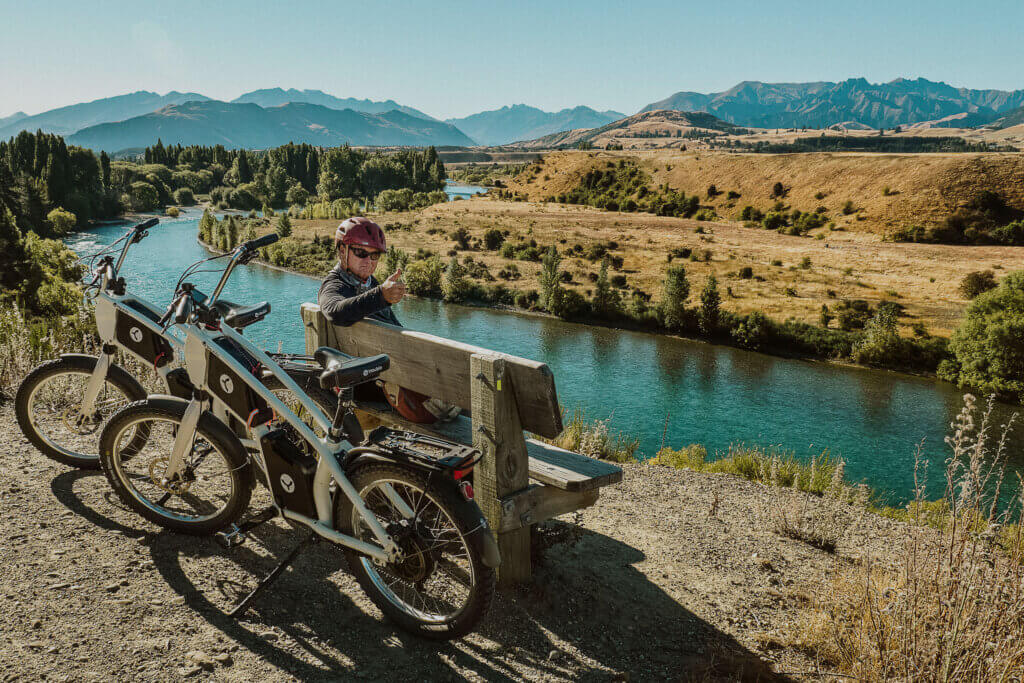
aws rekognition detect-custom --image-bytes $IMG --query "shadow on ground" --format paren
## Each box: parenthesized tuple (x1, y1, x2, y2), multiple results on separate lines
(50, 471, 786, 681)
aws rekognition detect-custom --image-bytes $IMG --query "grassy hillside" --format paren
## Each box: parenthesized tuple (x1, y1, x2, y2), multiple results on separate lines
(507, 150, 1024, 237)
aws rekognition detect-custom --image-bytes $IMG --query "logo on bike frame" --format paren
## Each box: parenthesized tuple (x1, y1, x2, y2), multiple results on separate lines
(279, 474, 295, 493)
(129, 327, 143, 343)
(219, 374, 234, 394)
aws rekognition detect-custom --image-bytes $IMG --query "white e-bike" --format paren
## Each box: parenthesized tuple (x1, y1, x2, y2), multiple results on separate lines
(98, 234, 498, 639)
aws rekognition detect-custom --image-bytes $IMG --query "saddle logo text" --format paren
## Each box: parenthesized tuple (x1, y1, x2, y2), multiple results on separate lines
(219, 374, 234, 394)
(129, 327, 143, 343)
(279, 474, 295, 493)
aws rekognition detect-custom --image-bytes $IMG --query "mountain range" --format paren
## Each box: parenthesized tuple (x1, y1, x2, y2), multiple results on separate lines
(445, 104, 625, 146)
(5, 78, 1024, 152)
(639, 78, 1024, 129)
(229, 88, 435, 121)
(0, 90, 211, 141)
(66, 101, 474, 150)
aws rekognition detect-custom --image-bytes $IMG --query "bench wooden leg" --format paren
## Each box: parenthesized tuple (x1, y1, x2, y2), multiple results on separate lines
(471, 353, 531, 585)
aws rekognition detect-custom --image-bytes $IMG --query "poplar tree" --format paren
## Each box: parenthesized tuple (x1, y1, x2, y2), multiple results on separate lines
(660, 265, 689, 330)
(699, 274, 721, 335)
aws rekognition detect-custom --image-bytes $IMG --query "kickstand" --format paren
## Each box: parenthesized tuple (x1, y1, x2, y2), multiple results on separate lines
(228, 533, 318, 618)
(215, 506, 278, 550)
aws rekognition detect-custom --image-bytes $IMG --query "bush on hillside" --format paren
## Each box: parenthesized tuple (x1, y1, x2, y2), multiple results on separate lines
(959, 270, 997, 299)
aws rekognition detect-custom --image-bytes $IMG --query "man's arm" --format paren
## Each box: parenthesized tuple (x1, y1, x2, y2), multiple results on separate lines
(318, 277, 390, 327)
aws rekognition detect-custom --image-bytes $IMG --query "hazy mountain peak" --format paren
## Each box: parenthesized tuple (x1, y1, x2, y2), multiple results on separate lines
(66, 99, 474, 152)
(230, 88, 436, 121)
(446, 104, 626, 146)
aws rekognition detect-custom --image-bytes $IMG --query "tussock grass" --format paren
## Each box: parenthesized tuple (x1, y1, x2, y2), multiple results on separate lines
(549, 408, 640, 463)
(650, 442, 858, 498)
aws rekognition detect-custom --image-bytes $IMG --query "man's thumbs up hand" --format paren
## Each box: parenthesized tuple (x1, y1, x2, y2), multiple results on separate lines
(381, 267, 406, 304)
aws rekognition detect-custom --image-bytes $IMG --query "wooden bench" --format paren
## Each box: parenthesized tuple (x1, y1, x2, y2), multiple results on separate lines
(300, 303, 623, 584)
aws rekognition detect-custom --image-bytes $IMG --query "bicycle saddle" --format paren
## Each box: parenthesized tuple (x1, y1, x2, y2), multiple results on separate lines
(212, 299, 271, 329)
(314, 347, 390, 390)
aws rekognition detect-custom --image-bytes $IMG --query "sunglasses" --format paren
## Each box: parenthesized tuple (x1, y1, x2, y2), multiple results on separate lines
(350, 247, 382, 261)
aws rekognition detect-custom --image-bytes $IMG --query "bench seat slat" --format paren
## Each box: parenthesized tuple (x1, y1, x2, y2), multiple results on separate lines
(354, 403, 623, 492)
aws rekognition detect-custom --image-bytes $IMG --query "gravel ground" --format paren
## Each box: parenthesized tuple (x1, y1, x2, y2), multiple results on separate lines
(0, 403, 908, 681)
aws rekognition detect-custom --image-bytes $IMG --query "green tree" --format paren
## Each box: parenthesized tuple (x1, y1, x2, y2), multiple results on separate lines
(591, 257, 621, 319)
(276, 213, 292, 238)
(317, 171, 341, 200)
(380, 246, 410, 281)
(286, 183, 309, 206)
(699, 274, 721, 335)
(853, 303, 900, 365)
(959, 270, 997, 299)
(233, 152, 253, 184)
(46, 207, 76, 235)
(538, 246, 564, 313)
(942, 271, 1024, 397)
(266, 164, 289, 207)
(441, 256, 471, 303)
(404, 256, 444, 298)
(483, 228, 504, 250)
(660, 265, 690, 330)
(198, 209, 216, 243)
(173, 187, 195, 205)
(128, 182, 159, 211)
(819, 304, 834, 328)
(731, 311, 768, 349)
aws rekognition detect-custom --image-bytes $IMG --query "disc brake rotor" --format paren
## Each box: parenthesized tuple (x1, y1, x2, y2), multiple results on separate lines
(148, 457, 192, 495)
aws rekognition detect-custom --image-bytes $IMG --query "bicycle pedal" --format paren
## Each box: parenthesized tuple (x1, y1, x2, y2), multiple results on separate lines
(215, 524, 248, 550)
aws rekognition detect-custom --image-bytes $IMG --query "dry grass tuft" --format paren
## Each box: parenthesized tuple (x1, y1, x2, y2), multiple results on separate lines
(802, 395, 1024, 680)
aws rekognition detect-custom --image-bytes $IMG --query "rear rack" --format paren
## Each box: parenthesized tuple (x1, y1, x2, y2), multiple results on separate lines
(364, 426, 482, 474)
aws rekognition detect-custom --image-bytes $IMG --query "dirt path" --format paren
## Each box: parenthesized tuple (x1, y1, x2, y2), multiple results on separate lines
(0, 403, 907, 681)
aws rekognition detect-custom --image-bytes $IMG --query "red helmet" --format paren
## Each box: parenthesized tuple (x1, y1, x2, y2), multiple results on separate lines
(335, 217, 386, 252)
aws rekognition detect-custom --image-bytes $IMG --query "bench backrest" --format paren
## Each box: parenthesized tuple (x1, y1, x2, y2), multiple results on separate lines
(300, 303, 564, 438)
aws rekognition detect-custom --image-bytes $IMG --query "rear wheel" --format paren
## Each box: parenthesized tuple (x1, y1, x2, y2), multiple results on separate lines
(336, 462, 495, 639)
(99, 399, 252, 535)
(15, 356, 147, 469)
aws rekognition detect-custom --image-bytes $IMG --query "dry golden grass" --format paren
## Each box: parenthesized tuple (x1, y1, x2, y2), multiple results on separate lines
(796, 397, 1024, 681)
(508, 150, 1024, 238)
(291, 196, 1024, 336)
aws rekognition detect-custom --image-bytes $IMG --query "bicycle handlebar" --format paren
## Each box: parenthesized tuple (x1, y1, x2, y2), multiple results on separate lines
(134, 217, 159, 232)
(242, 233, 279, 251)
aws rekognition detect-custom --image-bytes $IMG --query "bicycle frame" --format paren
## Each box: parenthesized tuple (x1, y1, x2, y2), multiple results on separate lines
(164, 250, 404, 564)
(82, 223, 265, 452)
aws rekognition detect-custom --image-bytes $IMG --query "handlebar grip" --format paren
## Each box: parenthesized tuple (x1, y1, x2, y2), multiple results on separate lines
(243, 233, 279, 251)
(135, 218, 159, 232)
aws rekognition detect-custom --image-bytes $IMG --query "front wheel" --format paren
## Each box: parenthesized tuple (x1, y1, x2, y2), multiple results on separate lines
(15, 355, 148, 469)
(336, 463, 495, 639)
(99, 398, 252, 535)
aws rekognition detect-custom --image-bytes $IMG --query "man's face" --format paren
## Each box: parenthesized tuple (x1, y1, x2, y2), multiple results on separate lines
(343, 245, 382, 281)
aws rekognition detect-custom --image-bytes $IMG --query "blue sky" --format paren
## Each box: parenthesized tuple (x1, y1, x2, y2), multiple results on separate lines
(2, 0, 1022, 119)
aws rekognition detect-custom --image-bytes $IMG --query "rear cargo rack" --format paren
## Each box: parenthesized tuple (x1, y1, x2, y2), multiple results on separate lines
(364, 426, 482, 473)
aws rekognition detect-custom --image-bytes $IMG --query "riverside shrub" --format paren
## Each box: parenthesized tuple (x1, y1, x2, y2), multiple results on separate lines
(942, 271, 1024, 398)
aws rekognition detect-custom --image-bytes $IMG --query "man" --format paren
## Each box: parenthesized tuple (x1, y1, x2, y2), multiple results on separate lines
(318, 216, 405, 327)
(318, 216, 458, 423)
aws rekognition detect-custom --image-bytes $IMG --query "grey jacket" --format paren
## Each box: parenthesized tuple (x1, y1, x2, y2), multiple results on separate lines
(318, 264, 401, 327)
